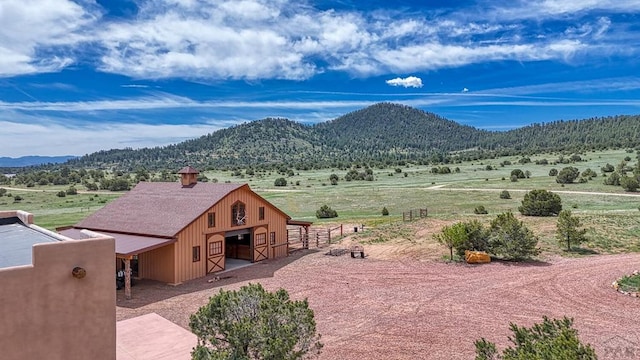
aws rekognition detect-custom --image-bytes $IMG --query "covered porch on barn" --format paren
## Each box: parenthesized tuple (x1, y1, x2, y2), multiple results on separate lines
(58, 228, 176, 300)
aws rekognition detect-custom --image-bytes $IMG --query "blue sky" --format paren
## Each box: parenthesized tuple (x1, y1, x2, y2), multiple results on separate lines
(1, 0, 640, 157)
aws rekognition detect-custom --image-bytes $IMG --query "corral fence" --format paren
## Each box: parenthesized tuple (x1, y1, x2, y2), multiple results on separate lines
(287, 224, 345, 252)
(403, 208, 428, 222)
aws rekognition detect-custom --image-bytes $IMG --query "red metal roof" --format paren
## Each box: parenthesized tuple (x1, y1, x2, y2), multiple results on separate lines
(75, 182, 245, 237)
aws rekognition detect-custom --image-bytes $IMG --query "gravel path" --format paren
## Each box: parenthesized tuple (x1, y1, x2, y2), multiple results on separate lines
(117, 251, 640, 359)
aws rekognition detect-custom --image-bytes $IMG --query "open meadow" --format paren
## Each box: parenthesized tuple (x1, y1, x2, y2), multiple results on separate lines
(2, 149, 639, 256)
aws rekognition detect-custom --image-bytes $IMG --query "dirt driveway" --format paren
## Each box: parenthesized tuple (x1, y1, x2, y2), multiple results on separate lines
(117, 251, 640, 359)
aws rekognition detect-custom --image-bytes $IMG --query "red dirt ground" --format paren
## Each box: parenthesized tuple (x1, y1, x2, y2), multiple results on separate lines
(117, 251, 640, 359)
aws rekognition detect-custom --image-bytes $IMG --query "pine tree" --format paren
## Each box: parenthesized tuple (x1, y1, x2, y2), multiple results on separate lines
(556, 210, 588, 251)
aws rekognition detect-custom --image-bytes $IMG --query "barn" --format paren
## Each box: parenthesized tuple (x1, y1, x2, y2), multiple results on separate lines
(60, 166, 310, 296)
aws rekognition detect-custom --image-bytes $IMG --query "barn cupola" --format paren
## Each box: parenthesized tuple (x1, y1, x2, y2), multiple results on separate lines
(177, 166, 199, 187)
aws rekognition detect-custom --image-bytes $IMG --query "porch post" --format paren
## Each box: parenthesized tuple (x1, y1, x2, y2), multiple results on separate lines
(124, 257, 132, 300)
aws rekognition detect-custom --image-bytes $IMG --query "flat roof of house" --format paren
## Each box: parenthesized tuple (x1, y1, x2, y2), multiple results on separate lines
(0, 217, 61, 268)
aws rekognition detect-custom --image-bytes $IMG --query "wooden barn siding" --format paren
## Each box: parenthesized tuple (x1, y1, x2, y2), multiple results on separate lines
(172, 187, 290, 283)
(139, 244, 175, 283)
(175, 216, 208, 283)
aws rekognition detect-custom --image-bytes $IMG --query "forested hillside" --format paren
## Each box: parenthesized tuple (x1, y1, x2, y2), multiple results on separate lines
(59, 103, 640, 171)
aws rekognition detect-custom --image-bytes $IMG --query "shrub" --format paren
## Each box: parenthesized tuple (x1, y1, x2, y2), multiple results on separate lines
(316, 205, 338, 219)
(66, 186, 78, 195)
(556, 166, 580, 184)
(620, 176, 639, 192)
(456, 220, 490, 256)
(548, 168, 558, 176)
(510, 169, 525, 179)
(56, 191, 66, 198)
(510, 175, 518, 182)
(603, 171, 621, 186)
(601, 163, 615, 173)
(475, 316, 596, 360)
(274, 177, 287, 187)
(0, 188, 6, 197)
(581, 168, 597, 179)
(570, 153, 582, 162)
(435, 220, 489, 258)
(190, 283, 322, 360)
(13, 195, 23, 202)
(518, 189, 562, 216)
(499, 190, 511, 199)
(474, 205, 488, 215)
(381, 207, 389, 216)
(488, 212, 539, 260)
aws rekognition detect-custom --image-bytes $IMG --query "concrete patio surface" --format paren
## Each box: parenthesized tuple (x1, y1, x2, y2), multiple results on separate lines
(116, 313, 196, 360)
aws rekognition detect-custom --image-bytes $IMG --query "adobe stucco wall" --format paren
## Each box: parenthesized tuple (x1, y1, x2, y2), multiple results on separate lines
(0, 237, 116, 360)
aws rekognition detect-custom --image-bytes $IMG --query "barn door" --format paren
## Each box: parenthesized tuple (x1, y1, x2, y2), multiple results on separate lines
(206, 234, 225, 273)
(253, 230, 268, 262)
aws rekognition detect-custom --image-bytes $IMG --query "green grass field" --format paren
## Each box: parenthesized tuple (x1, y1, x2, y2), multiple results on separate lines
(1, 149, 638, 255)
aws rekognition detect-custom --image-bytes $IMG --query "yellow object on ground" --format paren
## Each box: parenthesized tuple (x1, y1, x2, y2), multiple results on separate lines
(465, 250, 491, 264)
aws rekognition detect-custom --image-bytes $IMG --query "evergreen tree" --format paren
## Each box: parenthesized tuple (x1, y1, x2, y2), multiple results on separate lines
(190, 283, 322, 360)
(518, 190, 562, 216)
(488, 212, 539, 261)
(556, 210, 588, 251)
(475, 317, 597, 360)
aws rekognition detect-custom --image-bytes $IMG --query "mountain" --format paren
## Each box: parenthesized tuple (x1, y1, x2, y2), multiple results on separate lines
(0, 155, 76, 168)
(64, 103, 640, 171)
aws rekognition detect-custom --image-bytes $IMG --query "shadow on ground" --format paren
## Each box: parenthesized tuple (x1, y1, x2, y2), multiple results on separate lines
(117, 249, 320, 309)
(565, 247, 599, 255)
(488, 258, 553, 267)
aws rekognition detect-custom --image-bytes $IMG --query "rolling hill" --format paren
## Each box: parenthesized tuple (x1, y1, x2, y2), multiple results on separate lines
(64, 103, 640, 171)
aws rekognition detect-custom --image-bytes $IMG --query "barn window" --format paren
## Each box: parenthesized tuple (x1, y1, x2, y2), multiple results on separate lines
(208, 241, 223, 256)
(207, 212, 215, 228)
(270, 232, 276, 245)
(232, 202, 246, 226)
(192, 246, 201, 262)
(259, 207, 265, 220)
(255, 233, 266, 246)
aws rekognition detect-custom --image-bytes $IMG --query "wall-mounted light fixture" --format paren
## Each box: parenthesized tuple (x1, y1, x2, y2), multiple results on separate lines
(72, 267, 87, 279)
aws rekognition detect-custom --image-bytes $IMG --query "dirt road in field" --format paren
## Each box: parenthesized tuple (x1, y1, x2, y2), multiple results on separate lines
(426, 183, 640, 198)
(117, 251, 640, 359)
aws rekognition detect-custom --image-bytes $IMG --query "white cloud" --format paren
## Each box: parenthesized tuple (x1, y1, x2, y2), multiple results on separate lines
(0, 118, 225, 157)
(489, 0, 640, 20)
(386, 76, 424, 88)
(375, 40, 585, 72)
(0, 0, 98, 76)
(0, 0, 638, 81)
